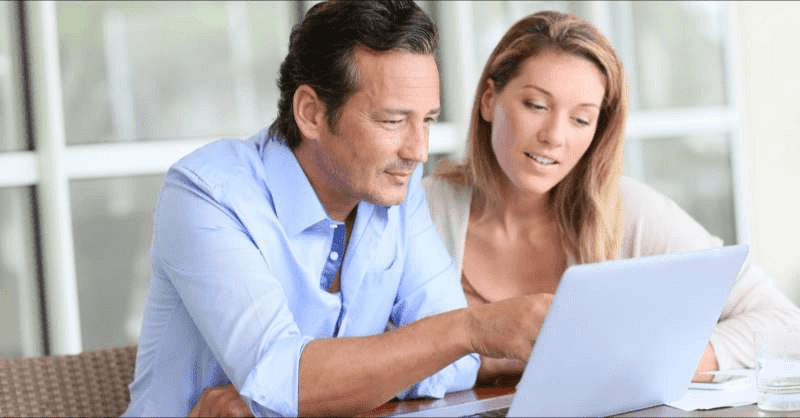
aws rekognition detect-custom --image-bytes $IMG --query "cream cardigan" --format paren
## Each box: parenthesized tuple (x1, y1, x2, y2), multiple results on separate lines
(423, 174, 800, 370)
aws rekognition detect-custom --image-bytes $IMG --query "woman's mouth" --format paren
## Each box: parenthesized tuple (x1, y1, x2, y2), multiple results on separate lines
(524, 152, 557, 165)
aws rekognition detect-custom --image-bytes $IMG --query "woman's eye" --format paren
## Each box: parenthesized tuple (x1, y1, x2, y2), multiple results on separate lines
(575, 117, 591, 126)
(525, 101, 547, 111)
(383, 119, 403, 125)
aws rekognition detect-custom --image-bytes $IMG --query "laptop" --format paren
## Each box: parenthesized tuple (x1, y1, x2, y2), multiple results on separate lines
(395, 244, 750, 417)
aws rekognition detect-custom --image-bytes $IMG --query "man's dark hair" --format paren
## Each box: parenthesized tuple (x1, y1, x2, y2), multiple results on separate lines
(267, 0, 438, 149)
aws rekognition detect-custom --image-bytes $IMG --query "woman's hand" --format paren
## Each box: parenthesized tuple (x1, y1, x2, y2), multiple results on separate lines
(691, 343, 719, 383)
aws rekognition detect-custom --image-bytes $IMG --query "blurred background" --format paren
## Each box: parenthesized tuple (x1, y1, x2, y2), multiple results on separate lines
(0, 0, 798, 359)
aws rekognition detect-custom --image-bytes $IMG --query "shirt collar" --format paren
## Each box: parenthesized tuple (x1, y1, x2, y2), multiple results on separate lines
(262, 137, 329, 237)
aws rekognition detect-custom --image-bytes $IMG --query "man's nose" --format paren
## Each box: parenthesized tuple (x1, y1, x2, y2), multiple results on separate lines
(399, 123, 429, 163)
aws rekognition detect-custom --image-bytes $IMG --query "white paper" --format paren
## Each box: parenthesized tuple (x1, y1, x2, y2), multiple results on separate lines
(666, 369, 757, 411)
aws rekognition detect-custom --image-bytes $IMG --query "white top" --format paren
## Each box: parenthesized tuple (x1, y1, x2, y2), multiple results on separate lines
(423, 175, 800, 369)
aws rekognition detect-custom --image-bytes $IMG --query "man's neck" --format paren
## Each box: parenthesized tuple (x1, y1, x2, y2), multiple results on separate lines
(292, 142, 358, 222)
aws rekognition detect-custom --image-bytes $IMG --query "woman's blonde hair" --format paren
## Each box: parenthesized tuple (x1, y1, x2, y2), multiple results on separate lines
(435, 10, 628, 263)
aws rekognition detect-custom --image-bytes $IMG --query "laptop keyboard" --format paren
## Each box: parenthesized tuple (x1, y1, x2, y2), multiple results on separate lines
(462, 406, 510, 418)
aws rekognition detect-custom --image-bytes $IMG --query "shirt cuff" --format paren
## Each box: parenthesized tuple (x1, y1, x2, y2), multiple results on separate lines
(396, 353, 479, 400)
(240, 336, 314, 417)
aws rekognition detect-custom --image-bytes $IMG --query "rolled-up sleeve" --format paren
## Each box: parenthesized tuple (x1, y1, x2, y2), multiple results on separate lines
(154, 167, 309, 416)
(390, 168, 480, 398)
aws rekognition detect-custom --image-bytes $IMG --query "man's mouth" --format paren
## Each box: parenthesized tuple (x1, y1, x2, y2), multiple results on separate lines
(385, 170, 413, 181)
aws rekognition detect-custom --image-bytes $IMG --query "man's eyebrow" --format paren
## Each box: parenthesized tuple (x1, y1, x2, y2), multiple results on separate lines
(523, 85, 600, 109)
(381, 108, 441, 116)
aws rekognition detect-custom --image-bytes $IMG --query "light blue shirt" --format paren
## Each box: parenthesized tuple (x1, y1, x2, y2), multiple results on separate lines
(124, 129, 479, 417)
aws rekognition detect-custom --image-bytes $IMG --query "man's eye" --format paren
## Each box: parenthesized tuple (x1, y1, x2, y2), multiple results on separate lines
(383, 120, 403, 125)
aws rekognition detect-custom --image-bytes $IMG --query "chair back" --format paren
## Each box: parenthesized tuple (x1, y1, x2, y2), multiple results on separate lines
(0, 345, 137, 417)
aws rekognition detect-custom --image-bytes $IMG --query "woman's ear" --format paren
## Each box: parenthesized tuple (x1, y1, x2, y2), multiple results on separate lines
(479, 79, 497, 122)
(293, 84, 326, 142)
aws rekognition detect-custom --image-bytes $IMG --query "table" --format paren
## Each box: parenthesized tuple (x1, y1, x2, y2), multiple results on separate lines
(361, 386, 800, 417)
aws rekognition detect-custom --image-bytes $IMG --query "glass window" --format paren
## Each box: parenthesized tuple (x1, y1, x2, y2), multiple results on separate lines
(0, 1, 25, 152)
(633, 133, 736, 245)
(56, 1, 294, 144)
(631, 2, 727, 109)
(468, 1, 587, 75)
(0, 187, 41, 358)
(70, 175, 163, 350)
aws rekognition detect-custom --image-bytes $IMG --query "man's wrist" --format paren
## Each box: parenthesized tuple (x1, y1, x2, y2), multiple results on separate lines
(455, 306, 477, 355)
(423, 307, 475, 357)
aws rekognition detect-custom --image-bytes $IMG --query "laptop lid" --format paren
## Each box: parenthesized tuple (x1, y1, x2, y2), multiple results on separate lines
(394, 245, 749, 418)
(506, 244, 750, 417)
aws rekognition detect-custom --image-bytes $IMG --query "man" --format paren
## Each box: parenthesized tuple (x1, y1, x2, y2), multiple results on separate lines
(124, 1, 549, 416)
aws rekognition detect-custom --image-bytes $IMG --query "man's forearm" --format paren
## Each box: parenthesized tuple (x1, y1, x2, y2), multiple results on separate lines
(191, 294, 546, 416)
(298, 308, 472, 416)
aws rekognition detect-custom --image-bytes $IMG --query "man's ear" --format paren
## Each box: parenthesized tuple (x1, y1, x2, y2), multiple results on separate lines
(293, 84, 327, 142)
(479, 79, 496, 122)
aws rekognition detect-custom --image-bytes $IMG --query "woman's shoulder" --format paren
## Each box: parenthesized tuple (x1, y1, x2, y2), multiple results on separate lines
(422, 175, 472, 207)
(422, 174, 473, 256)
(618, 176, 689, 220)
(619, 176, 670, 206)
(618, 175, 723, 256)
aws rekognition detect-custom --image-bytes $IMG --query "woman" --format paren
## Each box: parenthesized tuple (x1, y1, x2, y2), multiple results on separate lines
(424, 10, 800, 384)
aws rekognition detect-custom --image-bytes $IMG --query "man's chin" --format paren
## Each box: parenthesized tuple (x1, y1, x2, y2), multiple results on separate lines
(369, 196, 406, 207)
(367, 190, 407, 207)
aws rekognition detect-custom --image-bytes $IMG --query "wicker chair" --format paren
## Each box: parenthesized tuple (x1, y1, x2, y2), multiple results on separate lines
(0, 345, 137, 417)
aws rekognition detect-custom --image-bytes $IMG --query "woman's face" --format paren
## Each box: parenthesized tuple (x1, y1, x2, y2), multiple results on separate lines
(481, 51, 605, 198)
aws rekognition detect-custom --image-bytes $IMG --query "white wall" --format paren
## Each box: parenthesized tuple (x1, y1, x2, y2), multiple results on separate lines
(734, 2, 800, 304)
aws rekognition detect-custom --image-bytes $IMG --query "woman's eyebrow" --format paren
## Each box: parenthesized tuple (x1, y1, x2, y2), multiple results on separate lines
(522, 84, 600, 109)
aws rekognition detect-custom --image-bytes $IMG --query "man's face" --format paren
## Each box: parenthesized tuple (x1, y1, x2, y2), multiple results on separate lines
(315, 48, 440, 209)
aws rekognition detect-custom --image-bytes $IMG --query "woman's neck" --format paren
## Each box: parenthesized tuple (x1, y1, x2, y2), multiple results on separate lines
(473, 179, 556, 238)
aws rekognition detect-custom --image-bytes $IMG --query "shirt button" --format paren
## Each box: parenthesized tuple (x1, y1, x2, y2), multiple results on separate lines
(330, 251, 339, 261)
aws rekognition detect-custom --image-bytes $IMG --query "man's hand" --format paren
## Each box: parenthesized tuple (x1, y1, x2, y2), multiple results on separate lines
(476, 357, 526, 386)
(466, 293, 553, 361)
(188, 384, 252, 417)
